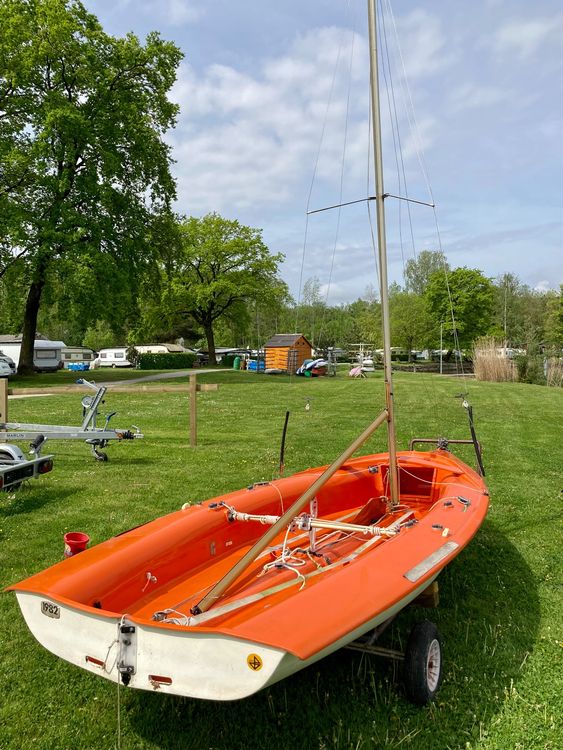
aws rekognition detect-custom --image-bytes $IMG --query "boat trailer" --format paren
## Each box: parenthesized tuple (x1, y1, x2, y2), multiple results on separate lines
(345, 581, 443, 705)
(0, 435, 54, 492)
(0, 378, 143, 462)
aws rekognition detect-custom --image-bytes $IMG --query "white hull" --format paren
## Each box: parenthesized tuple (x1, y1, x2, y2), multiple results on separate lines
(15, 573, 438, 699)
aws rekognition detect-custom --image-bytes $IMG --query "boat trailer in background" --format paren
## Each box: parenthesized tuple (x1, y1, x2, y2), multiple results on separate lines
(0, 378, 143, 462)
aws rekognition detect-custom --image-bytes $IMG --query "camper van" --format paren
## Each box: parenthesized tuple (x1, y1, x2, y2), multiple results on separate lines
(61, 347, 95, 370)
(134, 343, 188, 355)
(0, 336, 65, 372)
(95, 347, 133, 368)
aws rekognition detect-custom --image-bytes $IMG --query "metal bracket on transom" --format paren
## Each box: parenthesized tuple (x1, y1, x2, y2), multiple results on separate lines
(117, 619, 137, 686)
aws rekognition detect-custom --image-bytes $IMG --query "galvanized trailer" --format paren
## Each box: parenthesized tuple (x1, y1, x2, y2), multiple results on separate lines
(0, 379, 143, 461)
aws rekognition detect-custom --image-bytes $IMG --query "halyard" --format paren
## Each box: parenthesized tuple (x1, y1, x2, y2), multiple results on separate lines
(0, 370, 561, 750)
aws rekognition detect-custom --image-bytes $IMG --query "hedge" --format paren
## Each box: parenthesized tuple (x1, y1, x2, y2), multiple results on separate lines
(137, 352, 197, 370)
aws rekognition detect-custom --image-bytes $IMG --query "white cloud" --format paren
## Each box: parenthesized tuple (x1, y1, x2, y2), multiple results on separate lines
(168, 18, 442, 221)
(492, 15, 563, 59)
(449, 83, 510, 111)
(115, 0, 202, 26)
(398, 115, 438, 163)
(169, 27, 374, 214)
(394, 9, 456, 80)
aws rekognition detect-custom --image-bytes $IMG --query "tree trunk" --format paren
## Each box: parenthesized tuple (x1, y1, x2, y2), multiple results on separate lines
(204, 322, 216, 365)
(18, 277, 46, 375)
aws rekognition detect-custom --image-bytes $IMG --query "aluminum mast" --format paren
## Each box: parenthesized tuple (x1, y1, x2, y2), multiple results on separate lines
(367, 0, 399, 507)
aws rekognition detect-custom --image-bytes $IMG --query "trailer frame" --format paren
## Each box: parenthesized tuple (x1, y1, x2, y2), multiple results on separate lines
(0, 379, 143, 461)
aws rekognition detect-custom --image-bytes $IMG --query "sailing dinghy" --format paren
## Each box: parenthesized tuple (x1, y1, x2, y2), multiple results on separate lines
(7, 1, 489, 705)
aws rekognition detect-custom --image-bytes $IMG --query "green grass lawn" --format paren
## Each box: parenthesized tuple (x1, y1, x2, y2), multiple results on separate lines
(1, 371, 561, 749)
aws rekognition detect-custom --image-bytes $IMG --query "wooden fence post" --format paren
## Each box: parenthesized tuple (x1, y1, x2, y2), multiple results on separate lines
(189, 374, 197, 447)
(188, 375, 219, 447)
(0, 378, 7, 424)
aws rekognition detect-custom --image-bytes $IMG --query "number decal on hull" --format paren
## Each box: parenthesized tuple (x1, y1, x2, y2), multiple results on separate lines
(41, 601, 60, 619)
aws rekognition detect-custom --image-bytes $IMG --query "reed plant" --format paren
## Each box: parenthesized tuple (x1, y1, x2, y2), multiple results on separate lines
(546, 356, 563, 387)
(473, 337, 516, 382)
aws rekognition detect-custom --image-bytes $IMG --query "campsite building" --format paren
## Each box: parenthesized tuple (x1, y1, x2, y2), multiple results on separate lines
(264, 333, 313, 372)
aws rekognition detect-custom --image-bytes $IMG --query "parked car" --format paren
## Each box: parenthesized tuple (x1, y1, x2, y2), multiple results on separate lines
(0, 352, 16, 375)
(0, 360, 12, 378)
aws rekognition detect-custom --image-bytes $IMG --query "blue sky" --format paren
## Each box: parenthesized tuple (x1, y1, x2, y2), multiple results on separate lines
(88, 0, 562, 303)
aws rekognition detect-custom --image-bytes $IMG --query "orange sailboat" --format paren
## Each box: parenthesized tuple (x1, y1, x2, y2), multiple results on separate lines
(8, 0, 488, 705)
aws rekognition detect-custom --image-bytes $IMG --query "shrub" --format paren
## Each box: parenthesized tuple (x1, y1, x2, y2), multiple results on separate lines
(137, 352, 197, 370)
(514, 354, 546, 385)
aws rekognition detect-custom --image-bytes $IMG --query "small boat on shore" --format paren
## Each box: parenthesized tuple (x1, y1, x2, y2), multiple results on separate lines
(9, 447, 487, 701)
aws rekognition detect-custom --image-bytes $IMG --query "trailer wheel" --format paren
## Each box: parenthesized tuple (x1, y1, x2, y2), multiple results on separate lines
(94, 451, 108, 462)
(403, 620, 442, 705)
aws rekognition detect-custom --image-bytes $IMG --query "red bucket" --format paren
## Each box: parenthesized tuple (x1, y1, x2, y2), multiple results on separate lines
(64, 531, 90, 558)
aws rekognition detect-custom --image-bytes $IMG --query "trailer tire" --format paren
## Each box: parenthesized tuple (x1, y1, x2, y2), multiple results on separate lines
(403, 620, 442, 705)
(94, 451, 108, 462)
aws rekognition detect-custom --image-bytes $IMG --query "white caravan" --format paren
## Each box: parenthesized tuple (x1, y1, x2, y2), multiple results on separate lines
(61, 347, 95, 369)
(0, 336, 65, 372)
(95, 347, 133, 367)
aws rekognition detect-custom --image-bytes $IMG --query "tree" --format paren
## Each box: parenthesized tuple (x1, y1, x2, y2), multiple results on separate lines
(390, 290, 433, 358)
(491, 273, 529, 344)
(404, 250, 449, 295)
(425, 267, 495, 350)
(351, 297, 381, 347)
(297, 277, 326, 347)
(82, 320, 115, 352)
(0, 262, 27, 333)
(543, 286, 563, 350)
(0, 0, 182, 373)
(169, 213, 286, 364)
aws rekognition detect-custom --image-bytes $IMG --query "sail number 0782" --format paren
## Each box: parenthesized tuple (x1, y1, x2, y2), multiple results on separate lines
(41, 601, 60, 619)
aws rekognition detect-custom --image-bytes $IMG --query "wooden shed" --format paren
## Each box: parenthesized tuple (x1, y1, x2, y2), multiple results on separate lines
(264, 333, 313, 372)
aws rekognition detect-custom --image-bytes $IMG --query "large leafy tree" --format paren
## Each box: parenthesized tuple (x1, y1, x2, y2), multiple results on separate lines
(404, 250, 449, 295)
(169, 213, 287, 364)
(0, 0, 182, 372)
(425, 267, 495, 350)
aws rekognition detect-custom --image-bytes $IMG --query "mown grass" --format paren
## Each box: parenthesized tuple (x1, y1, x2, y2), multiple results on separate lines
(0, 371, 561, 750)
